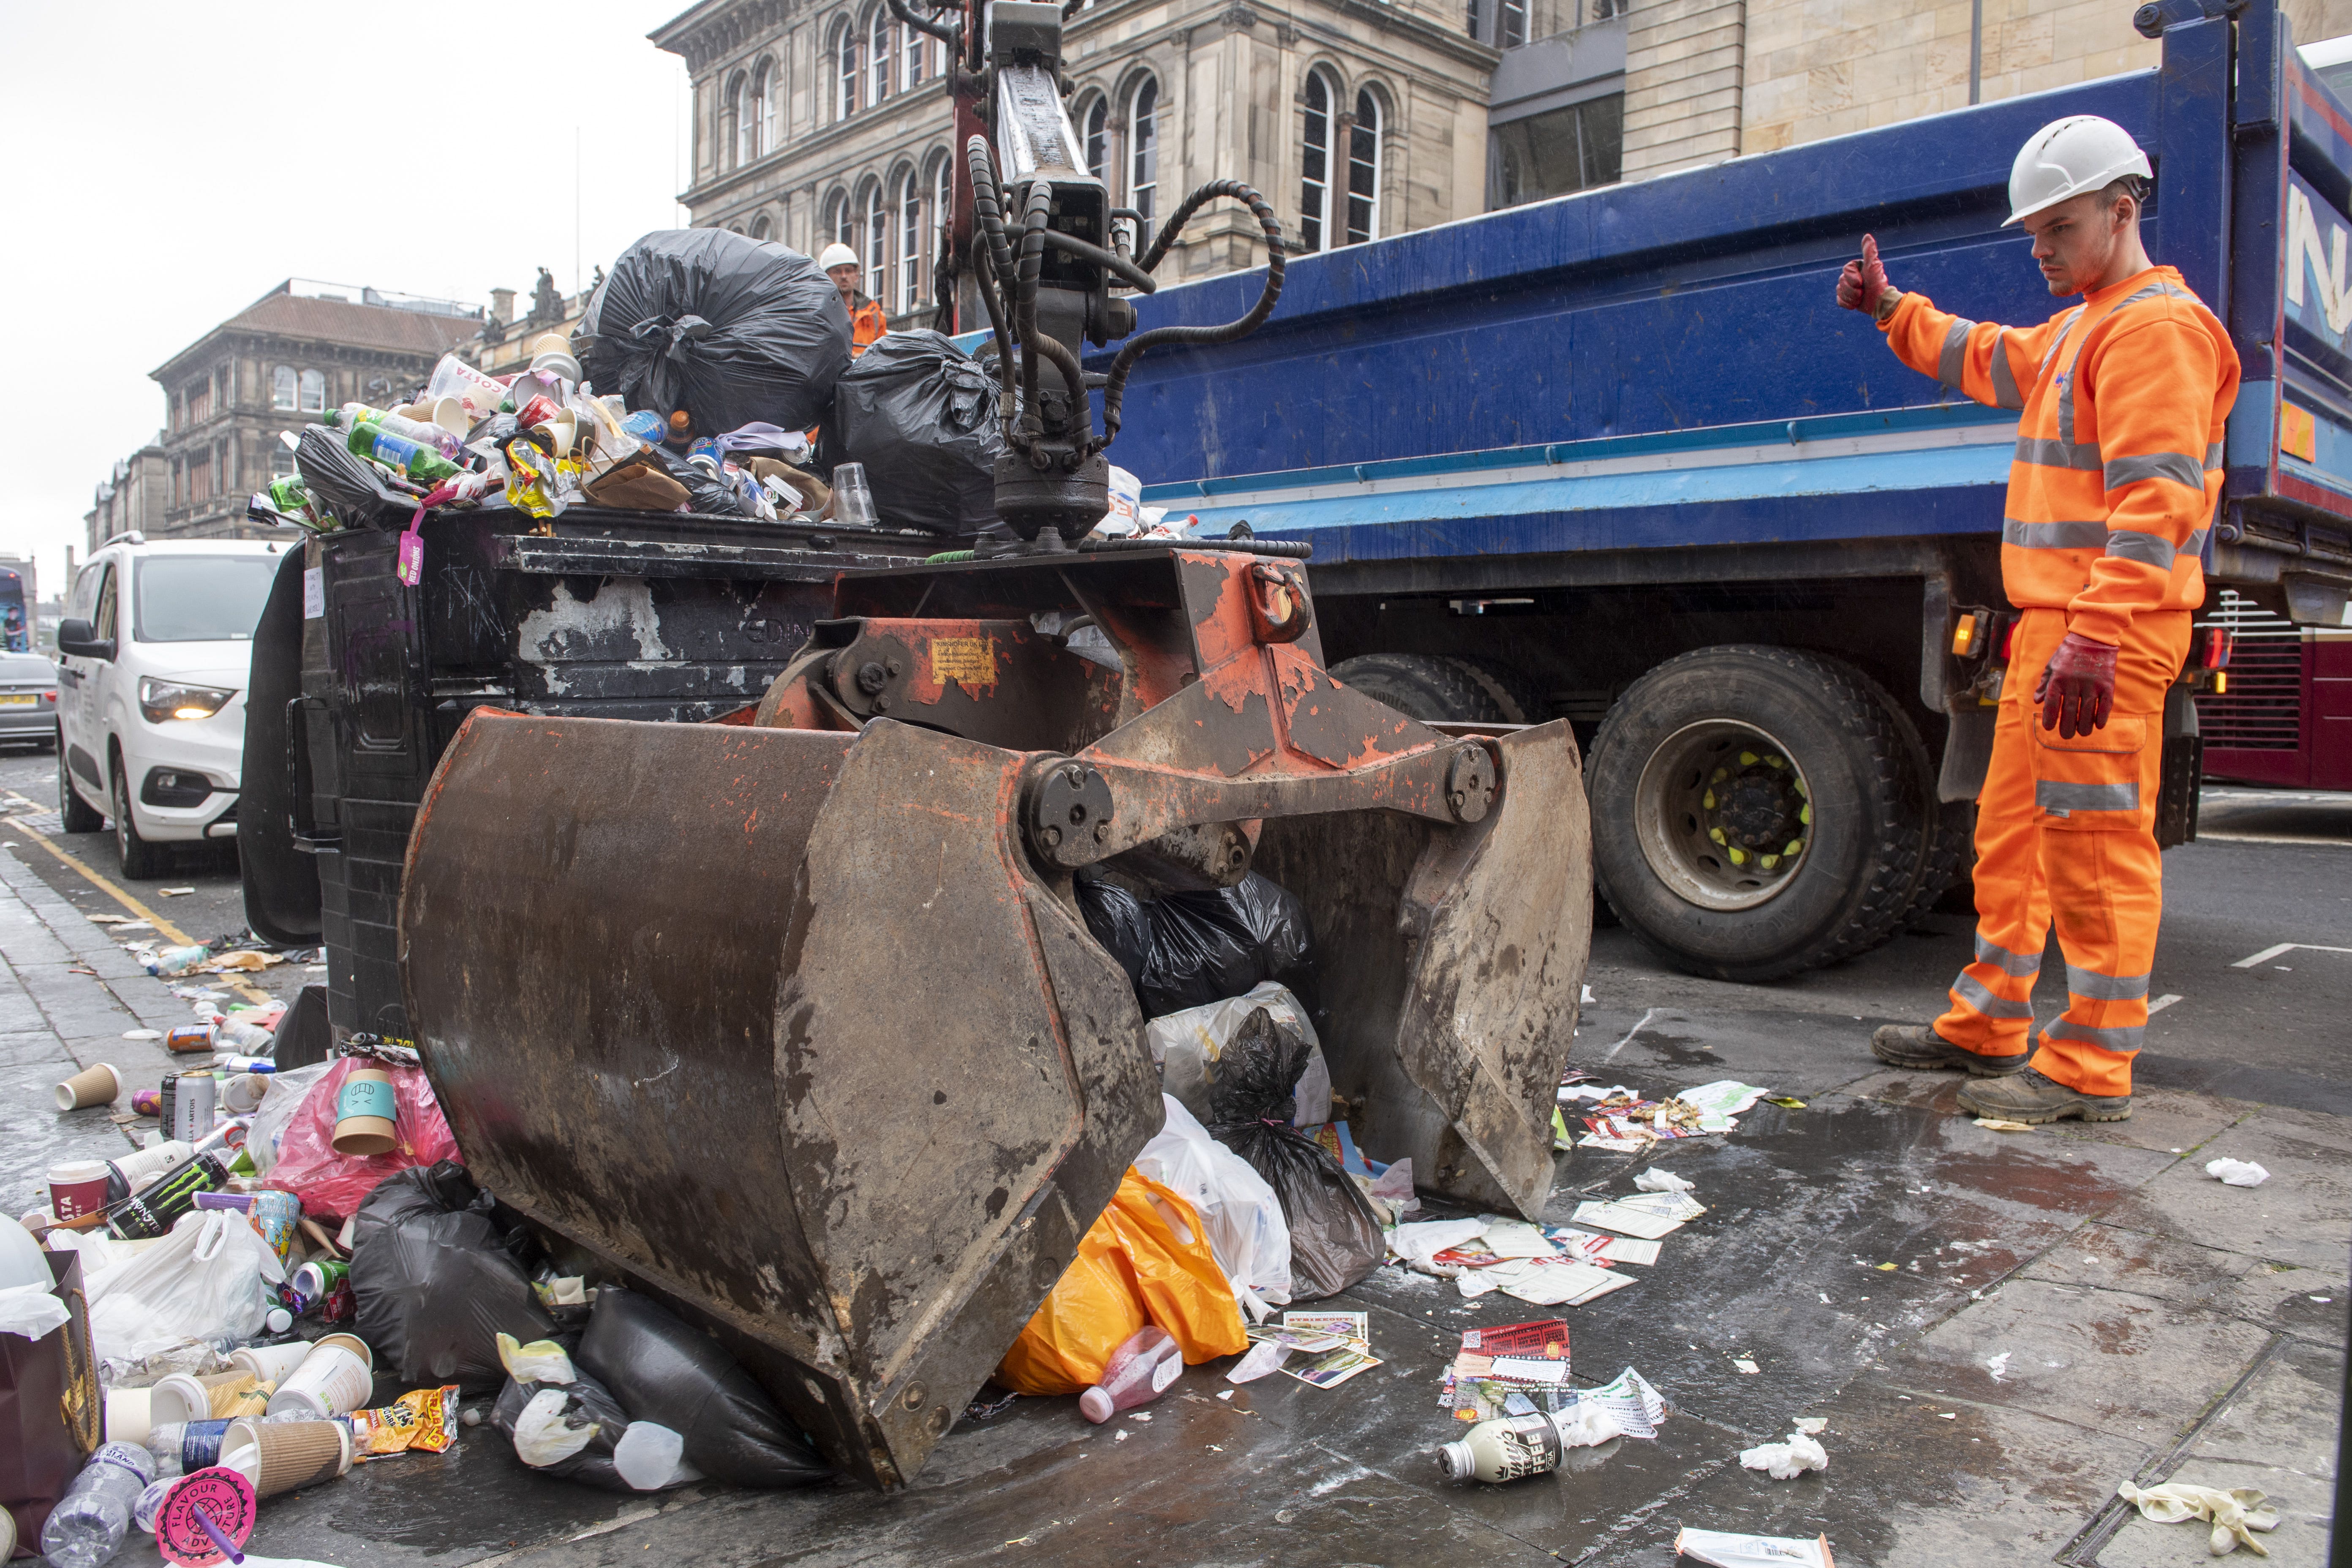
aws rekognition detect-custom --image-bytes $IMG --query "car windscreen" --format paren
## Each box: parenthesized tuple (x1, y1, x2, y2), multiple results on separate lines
(135, 556, 277, 643)
(0, 656, 50, 681)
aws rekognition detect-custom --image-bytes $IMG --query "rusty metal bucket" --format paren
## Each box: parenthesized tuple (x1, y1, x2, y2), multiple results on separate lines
(398, 545, 1588, 1488)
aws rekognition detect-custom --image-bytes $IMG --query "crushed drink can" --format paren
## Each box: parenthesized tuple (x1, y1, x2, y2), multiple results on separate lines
(291, 1259, 354, 1322)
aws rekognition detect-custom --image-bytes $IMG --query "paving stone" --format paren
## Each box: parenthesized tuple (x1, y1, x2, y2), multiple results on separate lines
(2099, 1105, 2352, 1272)
(2020, 1220, 2350, 1344)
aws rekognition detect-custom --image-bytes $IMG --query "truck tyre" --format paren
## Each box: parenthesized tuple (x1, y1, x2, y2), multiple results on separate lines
(1589, 646, 1923, 982)
(57, 731, 101, 832)
(111, 754, 162, 881)
(1329, 653, 1538, 722)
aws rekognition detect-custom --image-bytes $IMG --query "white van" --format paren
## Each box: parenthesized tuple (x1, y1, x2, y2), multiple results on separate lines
(56, 534, 289, 877)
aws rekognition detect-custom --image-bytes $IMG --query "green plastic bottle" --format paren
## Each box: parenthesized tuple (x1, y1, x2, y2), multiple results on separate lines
(264, 477, 312, 514)
(346, 419, 460, 484)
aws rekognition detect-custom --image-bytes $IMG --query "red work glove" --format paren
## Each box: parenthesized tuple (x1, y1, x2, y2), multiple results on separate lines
(1836, 234, 1893, 318)
(2034, 632, 2118, 738)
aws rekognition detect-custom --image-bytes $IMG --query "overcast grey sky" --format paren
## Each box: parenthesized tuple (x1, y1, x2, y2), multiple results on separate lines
(0, 0, 694, 599)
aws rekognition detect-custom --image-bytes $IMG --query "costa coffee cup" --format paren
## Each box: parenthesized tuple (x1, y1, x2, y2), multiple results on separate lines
(332, 1067, 397, 1157)
(266, 1333, 373, 1418)
(230, 1341, 313, 1384)
(54, 1062, 121, 1111)
(222, 1416, 350, 1497)
(46, 1161, 110, 1222)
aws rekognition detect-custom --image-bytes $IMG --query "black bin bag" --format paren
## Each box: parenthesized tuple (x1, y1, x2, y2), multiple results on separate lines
(349, 1162, 556, 1392)
(581, 229, 849, 435)
(825, 329, 1002, 535)
(1207, 1009, 1385, 1301)
(492, 1366, 637, 1492)
(577, 1287, 830, 1488)
(293, 427, 416, 532)
(1075, 871, 1313, 1019)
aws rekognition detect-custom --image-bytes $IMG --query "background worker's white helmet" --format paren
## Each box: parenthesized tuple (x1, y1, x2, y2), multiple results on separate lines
(2005, 115, 2154, 226)
(818, 242, 860, 270)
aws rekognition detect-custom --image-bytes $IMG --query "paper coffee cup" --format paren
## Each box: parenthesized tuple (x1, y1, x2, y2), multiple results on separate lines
(220, 1073, 267, 1115)
(54, 1062, 121, 1111)
(104, 1386, 154, 1446)
(231, 1341, 313, 1384)
(332, 1067, 397, 1157)
(266, 1334, 374, 1418)
(47, 1161, 110, 1222)
(147, 1372, 212, 1426)
(427, 395, 471, 436)
(222, 1416, 351, 1497)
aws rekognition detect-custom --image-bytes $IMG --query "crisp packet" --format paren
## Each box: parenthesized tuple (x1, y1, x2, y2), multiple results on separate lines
(346, 1384, 459, 1458)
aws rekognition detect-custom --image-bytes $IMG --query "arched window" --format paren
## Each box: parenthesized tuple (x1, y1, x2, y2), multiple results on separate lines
(831, 19, 859, 120)
(864, 181, 890, 302)
(298, 369, 325, 414)
(868, 10, 895, 106)
(1299, 69, 1335, 254)
(931, 153, 952, 280)
(824, 189, 852, 251)
(1128, 75, 1159, 227)
(898, 168, 923, 312)
(750, 213, 773, 242)
(723, 71, 746, 169)
(901, 19, 931, 91)
(1347, 89, 1381, 245)
(1080, 95, 1109, 180)
(751, 58, 776, 160)
(271, 365, 296, 411)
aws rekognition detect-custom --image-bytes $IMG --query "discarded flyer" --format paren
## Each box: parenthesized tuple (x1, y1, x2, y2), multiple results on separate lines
(1444, 1318, 1571, 1421)
(1563, 1366, 1669, 1440)
(1276, 1311, 1382, 1389)
(1673, 1527, 1834, 1566)
(1572, 1191, 1706, 1240)
(1459, 1257, 1634, 1307)
(1479, 1220, 1559, 1259)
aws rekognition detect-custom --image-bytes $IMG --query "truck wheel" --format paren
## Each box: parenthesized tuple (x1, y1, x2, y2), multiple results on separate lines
(1329, 653, 1539, 722)
(111, 754, 162, 880)
(1589, 646, 1923, 982)
(1911, 800, 1975, 923)
(57, 732, 101, 832)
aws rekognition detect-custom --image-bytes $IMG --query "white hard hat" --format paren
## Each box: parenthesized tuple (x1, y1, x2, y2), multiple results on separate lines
(819, 243, 860, 271)
(2004, 115, 2153, 226)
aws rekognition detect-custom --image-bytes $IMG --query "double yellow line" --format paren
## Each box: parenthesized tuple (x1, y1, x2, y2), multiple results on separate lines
(0, 790, 273, 1007)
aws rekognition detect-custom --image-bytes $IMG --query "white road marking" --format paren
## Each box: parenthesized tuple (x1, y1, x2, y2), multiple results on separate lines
(2232, 942, 2352, 969)
(2148, 994, 2183, 1014)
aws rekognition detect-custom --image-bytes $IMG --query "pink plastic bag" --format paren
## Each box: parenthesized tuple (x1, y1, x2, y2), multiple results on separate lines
(261, 1058, 461, 1218)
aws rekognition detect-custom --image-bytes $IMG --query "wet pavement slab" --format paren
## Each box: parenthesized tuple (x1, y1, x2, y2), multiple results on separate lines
(0, 832, 2341, 1564)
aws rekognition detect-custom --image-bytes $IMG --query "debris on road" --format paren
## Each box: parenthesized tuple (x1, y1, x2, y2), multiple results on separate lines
(1674, 1527, 1835, 1566)
(1974, 1117, 2036, 1132)
(2116, 1480, 2280, 1555)
(1738, 1428, 1828, 1479)
(2205, 1159, 2270, 1188)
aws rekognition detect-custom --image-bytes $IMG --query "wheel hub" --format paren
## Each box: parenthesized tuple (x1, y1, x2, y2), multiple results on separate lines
(1634, 724, 1816, 910)
(1702, 750, 1809, 869)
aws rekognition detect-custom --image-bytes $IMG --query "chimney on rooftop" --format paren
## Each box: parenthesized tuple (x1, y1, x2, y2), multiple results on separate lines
(489, 289, 516, 327)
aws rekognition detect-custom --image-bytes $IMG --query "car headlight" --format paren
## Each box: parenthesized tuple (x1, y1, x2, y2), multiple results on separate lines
(139, 678, 236, 724)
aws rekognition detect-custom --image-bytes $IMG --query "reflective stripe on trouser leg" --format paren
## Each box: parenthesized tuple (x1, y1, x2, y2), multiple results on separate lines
(2031, 700, 2167, 1100)
(1933, 656, 2054, 1056)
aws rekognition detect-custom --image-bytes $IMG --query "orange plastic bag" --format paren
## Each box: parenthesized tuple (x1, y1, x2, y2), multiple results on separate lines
(996, 1169, 1249, 1396)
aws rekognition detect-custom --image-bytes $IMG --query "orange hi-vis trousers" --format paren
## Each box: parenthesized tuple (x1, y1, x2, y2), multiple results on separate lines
(1933, 606, 2191, 1097)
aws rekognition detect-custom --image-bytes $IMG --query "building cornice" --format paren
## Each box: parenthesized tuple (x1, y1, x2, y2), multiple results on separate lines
(654, 0, 793, 73)
(683, 79, 954, 207)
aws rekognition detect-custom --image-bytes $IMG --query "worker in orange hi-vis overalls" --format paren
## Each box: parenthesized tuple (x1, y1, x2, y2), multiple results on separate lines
(1842, 114, 2239, 1124)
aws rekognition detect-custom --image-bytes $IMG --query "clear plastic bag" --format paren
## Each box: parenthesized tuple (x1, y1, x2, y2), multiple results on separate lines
(245, 1061, 333, 1176)
(260, 1058, 460, 1219)
(1132, 1094, 1291, 1317)
(86, 1211, 287, 1364)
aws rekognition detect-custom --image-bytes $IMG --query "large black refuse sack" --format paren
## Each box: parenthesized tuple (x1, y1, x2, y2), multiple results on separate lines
(581, 229, 848, 435)
(825, 329, 1002, 535)
(293, 427, 415, 531)
(350, 1162, 555, 1392)
(1207, 1009, 1384, 1301)
(491, 1367, 636, 1492)
(1075, 871, 1313, 1018)
(577, 1287, 829, 1488)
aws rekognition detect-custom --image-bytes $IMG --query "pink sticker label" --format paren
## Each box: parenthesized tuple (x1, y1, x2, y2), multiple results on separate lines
(397, 527, 424, 587)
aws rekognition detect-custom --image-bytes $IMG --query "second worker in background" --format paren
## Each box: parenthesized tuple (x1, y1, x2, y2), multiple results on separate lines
(1843, 114, 2240, 1124)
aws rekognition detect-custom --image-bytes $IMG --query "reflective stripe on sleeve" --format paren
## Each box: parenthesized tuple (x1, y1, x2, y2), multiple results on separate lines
(2064, 964, 2151, 1001)
(2205, 442, 2224, 467)
(1938, 319, 1977, 391)
(2016, 436, 2105, 470)
(1988, 329, 2024, 410)
(1975, 932, 2042, 977)
(2005, 518, 2109, 550)
(2104, 530, 2178, 569)
(2038, 308, 2085, 376)
(2037, 779, 2141, 814)
(1952, 971, 2036, 1019)
(2045, 1017, 2146, 1053)
(2103, 451, 2207, 491)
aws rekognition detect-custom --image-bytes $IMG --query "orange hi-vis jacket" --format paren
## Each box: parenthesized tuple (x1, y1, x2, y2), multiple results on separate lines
(849, 294, 889, 357)
(1880, 267, 2240, 647)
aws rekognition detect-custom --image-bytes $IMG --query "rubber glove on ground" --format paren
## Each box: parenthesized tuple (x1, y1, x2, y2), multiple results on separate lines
(2117, 1481, 2279, 1556)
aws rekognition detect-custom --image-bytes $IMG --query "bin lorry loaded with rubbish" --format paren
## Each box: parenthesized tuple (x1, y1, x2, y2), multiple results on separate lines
(239, 0, 1590, 1491)
(1092, 0, 2352, 983)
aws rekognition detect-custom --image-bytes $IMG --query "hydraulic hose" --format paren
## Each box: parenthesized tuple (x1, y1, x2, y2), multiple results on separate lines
(1011, 184, 1094, 446)
(969, 234, 1022, 453)
(1093, 179, 1285, 454)
(887, 0, 962, 49)
(1038, 229, 1157, 294)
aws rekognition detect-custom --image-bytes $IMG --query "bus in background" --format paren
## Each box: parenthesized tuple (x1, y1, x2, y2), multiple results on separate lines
(0, 558, 36, 653)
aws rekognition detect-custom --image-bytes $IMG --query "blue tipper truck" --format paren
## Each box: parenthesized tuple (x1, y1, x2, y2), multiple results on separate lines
(1088, 0, 2352, 982)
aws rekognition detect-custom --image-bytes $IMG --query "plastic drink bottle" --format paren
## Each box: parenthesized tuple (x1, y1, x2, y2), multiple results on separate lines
(1435, 1405, 1619, 1483)
(1078, 1325, 1182, 1422)
(327, 403, 463, 459)
(39, 1441, 154, 1567)
(345, 420, 462, 484)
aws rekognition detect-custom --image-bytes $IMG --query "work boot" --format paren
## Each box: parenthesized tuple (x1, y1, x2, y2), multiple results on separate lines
(1870, 1024, 2028, 1077)
(1957, 1067, 2132, 1124)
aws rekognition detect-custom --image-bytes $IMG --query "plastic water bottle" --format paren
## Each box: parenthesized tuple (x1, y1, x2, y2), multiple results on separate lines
(1078, 1326, 1181, 1422)
(39, 1441, 154, 1567)
(327, 403, 464, 460)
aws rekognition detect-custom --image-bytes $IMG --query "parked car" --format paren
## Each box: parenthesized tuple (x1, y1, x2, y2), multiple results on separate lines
(0, 653, 59, 748)
(56, 534, 290, 877)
